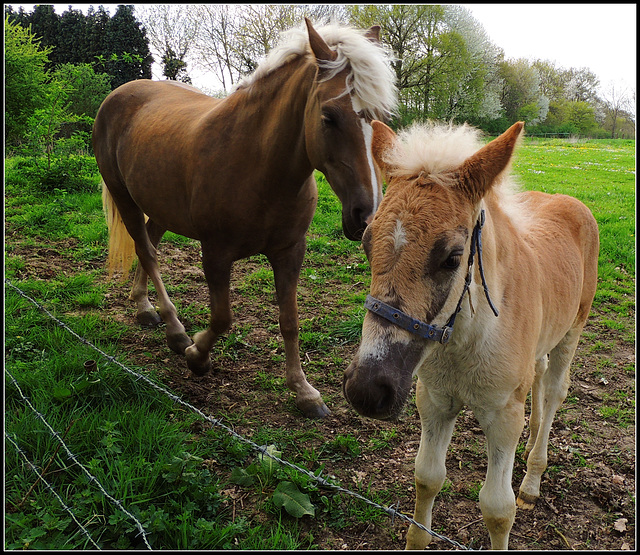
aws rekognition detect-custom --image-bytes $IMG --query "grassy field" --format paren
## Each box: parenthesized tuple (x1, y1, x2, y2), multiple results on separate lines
(4, 137, 635, 549)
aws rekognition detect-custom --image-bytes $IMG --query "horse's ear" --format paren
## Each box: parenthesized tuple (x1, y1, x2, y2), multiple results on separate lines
(365, 25, 381, 43)
(305, 18, 337, 62)
(458, 121, 524, 203)
(371, 120, 397, 179)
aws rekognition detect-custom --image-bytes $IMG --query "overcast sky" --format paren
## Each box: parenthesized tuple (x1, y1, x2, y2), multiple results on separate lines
(13, 3, 638, 94)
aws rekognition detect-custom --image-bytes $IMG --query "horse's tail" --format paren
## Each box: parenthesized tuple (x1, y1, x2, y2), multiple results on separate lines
(102, 180, 137, 279)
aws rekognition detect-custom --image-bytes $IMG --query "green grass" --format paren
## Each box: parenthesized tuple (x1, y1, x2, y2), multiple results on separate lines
(4, 138, 636, 549)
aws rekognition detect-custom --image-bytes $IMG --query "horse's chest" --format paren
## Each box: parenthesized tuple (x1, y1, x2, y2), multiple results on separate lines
(418, 353, 514, 409)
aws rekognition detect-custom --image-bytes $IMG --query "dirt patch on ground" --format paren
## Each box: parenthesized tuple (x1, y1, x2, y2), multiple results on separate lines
(10, 239, 635, 551)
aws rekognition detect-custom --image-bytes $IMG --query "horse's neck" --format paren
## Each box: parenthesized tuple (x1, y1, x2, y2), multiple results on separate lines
(227, 57, 317, 179)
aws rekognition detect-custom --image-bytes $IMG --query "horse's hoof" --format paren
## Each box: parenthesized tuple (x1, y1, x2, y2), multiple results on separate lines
(297, 398, 331, 419)
(167, 333, 193, 355)
(516, 492, 537, 510)
(405, 523, 432, 550)
(137, 309, 162, 328)
(185, 344, 211, 376)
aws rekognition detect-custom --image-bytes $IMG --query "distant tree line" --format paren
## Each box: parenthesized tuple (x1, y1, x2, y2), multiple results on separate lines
(5, 3, 635, 151)
(5, 4, 152, 89)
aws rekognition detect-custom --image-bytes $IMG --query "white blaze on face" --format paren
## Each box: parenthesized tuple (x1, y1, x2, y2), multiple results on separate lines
(352, 96, 380, 215)
(392, 219, 407, 251)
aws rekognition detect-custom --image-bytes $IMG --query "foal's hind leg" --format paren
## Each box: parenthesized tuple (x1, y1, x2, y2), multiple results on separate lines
(518, 327, 582, 509)
(129, 219, 165, 327)
(267, 241, 330, 419)
(523, 356, 548, 459)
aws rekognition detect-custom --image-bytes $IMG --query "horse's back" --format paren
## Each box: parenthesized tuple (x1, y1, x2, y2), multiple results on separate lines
(515, 190, 599, 324)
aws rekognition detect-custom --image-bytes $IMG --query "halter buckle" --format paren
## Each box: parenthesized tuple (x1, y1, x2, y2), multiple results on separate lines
(440, 326, 452, 344)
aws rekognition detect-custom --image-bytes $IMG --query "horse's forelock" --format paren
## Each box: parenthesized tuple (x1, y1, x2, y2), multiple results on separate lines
(236, 22, 397, 120)
(314, 23, 397, 120)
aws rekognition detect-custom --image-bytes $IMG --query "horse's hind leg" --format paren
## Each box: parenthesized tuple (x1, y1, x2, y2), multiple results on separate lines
(268, 241, 330, 419)
(129, 219, 165, 327)
(113, 199, 192, 355)
(517, 327, 582, 509)
(524, 356, 548, 459)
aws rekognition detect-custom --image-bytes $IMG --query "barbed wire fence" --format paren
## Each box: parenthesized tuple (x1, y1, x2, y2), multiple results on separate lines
(5, 278, 473, 550)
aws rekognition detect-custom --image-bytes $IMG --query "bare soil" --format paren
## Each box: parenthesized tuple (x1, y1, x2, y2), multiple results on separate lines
(11, 239, 636, 551)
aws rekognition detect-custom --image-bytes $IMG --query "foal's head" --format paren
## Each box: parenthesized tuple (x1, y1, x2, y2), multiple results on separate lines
(343, 120, 523, 420)
(302, 19, 397, 240)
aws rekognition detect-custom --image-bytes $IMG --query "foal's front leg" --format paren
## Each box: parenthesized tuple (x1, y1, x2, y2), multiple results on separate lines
(406, 379, 461, 549)
(474, 397, 525, 550)
(268, 242, 330, 419)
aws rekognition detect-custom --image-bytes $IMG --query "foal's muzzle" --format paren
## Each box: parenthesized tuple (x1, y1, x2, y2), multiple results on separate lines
(343, 341, 422, 421)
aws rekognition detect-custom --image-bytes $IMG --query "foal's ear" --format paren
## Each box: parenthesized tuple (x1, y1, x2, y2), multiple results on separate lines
(371, 120, 397, 178)
(458, 121, 524, 203)
(365, 25, 381, 43)
(305, 18, 337, 62)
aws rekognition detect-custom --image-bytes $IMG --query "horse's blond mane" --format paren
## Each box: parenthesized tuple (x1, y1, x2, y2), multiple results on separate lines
(235, 21, 397, 120)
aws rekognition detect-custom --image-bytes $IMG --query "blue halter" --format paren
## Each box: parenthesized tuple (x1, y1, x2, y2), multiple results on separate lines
(364, 210, 499, 345)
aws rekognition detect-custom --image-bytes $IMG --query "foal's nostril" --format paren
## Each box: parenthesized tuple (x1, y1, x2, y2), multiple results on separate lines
(375, 381, 395, 415)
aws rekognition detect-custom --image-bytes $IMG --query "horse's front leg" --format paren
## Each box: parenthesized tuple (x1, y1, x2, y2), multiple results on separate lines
(268, 242, 330, 419)
(184, 249, 232, 376)
(406, 379, 461, 550)
(475, 396, 526, 550)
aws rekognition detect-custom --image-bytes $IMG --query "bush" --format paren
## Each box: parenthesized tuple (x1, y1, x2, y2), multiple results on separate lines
(7, 154, 100, 194)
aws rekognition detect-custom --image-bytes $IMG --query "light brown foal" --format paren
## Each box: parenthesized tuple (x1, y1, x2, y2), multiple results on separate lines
(344, 120, 599, 548)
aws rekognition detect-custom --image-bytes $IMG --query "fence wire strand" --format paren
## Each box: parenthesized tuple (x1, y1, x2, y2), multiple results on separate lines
(5, 278, 473, 550)
(5, 431, 103, 550)
(5, 368, 152, 550)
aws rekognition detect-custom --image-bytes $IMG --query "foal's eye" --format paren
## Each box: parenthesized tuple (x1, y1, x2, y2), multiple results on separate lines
(442, 252, 462, 270)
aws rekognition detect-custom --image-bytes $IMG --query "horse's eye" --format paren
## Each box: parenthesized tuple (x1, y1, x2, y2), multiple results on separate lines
(321, 112, 335, 126)
(442, 252, 462, 270)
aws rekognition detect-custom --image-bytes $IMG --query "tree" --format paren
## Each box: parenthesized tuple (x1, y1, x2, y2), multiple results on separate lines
(137, 4, 198, 82)
(499, 58, 549, 124)
(347, 5, 501, 125)
(600, 82, 635, 138)
(4, 16, 52, 145)
(102, 5, 153, 89)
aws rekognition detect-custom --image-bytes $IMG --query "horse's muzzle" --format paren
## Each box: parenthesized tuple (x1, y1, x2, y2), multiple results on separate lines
(342, 212, 368, 241)
(342, 342, 422, 420)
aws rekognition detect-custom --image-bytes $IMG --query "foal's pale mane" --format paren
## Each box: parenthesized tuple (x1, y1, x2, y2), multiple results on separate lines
(235, 21, 397, 120)
(386, 121, 527, 224)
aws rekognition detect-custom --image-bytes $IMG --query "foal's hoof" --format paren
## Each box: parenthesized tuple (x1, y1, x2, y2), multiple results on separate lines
(184, 344, 211, 376)
(516, 491, 537, 510)
(137, 309, 163, 328)
(297, 398, 331, 419)
(405, 523, 432, 550)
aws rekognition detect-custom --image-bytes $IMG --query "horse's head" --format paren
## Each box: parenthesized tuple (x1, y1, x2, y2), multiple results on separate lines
(303, 19, 397, 241)
(343, 120, 524, 420)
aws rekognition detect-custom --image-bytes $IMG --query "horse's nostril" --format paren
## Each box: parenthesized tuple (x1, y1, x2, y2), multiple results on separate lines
(375, 381, 394, 415)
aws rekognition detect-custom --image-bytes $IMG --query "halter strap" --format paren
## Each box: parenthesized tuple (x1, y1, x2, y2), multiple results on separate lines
(364, 210, 499, 345)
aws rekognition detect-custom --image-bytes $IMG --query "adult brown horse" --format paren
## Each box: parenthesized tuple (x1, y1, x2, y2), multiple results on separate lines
(93, 19, 397, 419)
(343, 120, 599, 548)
